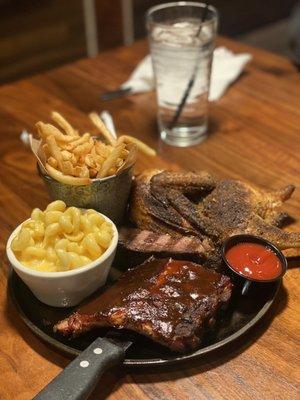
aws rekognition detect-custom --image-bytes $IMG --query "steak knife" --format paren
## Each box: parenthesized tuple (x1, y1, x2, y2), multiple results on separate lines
(34, 334, 132, 400)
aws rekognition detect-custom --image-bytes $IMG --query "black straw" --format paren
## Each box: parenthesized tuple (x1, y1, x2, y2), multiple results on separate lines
(100, 87, 132, 101)
(169, 4, 209, 129)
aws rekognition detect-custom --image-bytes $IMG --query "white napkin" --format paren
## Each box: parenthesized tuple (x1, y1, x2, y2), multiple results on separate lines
(121, 47, 252, 102)
(20, 130, 30, 147)
(99, 110, 117, 138)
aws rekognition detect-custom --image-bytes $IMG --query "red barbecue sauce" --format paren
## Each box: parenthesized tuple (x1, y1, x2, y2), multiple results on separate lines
(225, 242, 282, 280)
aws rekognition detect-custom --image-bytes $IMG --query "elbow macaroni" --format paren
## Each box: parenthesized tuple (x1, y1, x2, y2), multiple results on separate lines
(11, 201, 113, 272)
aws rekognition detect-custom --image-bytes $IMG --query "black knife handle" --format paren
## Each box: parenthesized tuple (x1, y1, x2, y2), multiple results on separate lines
(34, 337, 125, 400)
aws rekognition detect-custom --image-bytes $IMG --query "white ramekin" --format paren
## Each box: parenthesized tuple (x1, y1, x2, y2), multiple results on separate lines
(6, 213, 118, 307)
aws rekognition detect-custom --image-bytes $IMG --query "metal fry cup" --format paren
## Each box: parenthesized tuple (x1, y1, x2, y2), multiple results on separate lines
(37, 162, 135, 225)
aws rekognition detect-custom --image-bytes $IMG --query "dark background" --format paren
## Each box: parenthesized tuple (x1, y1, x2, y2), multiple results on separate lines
(0, 0, 298, 84)
(133, 0, 298, 37)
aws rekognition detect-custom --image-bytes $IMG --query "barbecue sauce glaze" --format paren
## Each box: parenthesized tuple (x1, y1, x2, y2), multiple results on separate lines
(225, 242, 282, 280)
(56, 258, 233, 352)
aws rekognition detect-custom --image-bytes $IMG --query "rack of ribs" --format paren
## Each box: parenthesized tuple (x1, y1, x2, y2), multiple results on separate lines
(55, 258, 233, 353)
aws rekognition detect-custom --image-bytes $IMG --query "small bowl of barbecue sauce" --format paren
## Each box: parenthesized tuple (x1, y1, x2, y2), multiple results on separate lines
(222, 235, 287, 293)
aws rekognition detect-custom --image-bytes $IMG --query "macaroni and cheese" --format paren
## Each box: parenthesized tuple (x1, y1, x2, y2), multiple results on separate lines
(11, 201, 113, 272)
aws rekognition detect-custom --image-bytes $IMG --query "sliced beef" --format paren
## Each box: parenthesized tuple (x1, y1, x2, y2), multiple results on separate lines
(117, 227, 222, 270)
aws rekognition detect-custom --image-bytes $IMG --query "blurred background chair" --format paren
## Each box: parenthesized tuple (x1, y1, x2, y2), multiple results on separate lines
(0, 0, 298, 85)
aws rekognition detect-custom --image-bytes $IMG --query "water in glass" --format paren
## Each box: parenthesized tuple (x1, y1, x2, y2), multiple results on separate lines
(149, 18, 215, 146)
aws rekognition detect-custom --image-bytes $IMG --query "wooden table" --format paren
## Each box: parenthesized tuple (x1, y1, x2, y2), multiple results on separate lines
(0, 37, 299, 400)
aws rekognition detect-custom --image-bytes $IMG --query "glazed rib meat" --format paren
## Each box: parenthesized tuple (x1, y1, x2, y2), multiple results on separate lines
(55, 258, 233, 352)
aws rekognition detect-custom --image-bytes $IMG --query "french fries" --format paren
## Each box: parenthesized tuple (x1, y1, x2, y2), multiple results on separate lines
(97, 144, 126, 178)
(51, 111, 78, 137)
(46, 163, 91, 186)
(89, 112, 117, 146)
(118, 135, 157, 157)
(34, 111, 156, 186)
(46, 135, 64, 171)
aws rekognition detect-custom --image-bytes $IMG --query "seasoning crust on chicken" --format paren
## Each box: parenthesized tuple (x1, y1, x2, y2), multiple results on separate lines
(129, 169, 300, 251)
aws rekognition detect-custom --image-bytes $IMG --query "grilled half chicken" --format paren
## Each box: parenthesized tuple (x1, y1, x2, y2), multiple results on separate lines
(129, 170, 300, 250)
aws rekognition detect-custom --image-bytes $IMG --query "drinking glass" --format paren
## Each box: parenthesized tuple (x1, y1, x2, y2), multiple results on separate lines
(146, 2, 218, 147)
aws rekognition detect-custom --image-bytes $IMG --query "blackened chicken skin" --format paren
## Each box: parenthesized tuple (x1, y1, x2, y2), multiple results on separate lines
(55, 258, 232, 353)
(129, 170, 300, 251)
(196, 180, 300, 249)
(129, 169, 216, 238)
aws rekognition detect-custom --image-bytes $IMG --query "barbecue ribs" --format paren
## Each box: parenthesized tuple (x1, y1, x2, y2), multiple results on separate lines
(55, 258, 233, 352)
(129, 170, 300, 250)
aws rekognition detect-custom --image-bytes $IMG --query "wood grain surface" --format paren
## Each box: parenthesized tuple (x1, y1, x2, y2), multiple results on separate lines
(0, 37, 299, 400)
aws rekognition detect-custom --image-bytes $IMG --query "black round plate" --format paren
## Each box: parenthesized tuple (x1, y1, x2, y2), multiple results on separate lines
(8, 269, 280, 366)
